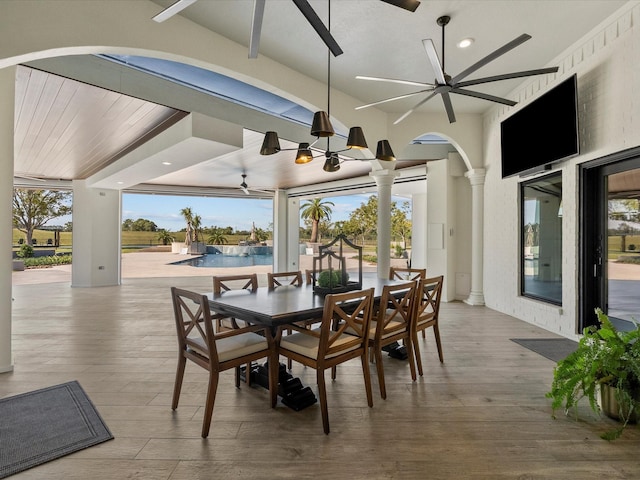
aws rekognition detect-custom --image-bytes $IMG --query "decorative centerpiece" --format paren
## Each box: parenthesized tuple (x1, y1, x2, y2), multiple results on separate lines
(312, 234, 362, 295)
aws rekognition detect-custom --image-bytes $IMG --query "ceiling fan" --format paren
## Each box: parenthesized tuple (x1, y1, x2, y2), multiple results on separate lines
(153, 0, 420, 58)
(356, 15, 559, 124)
(239, 173, 273, 196)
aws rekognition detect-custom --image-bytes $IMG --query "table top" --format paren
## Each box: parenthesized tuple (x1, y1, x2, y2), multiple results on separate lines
(207, 274, 406, 328)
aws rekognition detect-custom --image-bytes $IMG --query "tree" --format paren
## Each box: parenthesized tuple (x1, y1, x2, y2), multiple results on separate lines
(207, 227, 228, 245)
(180, 207, 194, 246)
(157, 229, 174, 245)
(391, 201, 412, 248)
(13, 189, 72, 246)
(348, 195, 378, 245)
(300, 198, 334, 243)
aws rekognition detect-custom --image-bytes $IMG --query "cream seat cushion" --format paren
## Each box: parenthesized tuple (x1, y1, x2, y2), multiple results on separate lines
(280, 328, 361, 359)
(345, 318, 405, 340)
(187, 332, 268, 362)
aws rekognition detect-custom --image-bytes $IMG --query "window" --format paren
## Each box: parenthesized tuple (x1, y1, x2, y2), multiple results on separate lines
(521, 173, 562, 305)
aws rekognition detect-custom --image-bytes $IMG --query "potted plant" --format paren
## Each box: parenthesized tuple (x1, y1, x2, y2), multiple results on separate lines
(546, 308, 640, 440)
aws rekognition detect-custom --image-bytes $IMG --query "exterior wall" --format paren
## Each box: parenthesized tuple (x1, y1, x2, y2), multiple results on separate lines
(483, 2, 640, 337)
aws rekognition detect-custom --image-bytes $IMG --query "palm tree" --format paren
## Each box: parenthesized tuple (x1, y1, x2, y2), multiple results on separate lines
(207, 229, 228, 245)
(157, 229, 174, 245)
(180, 207, 193, 246)
(300, 198, 334, 243)
(192, 214, 202, 243)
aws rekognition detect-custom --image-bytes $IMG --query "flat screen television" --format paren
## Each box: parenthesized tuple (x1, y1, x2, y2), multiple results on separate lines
(501, 74, 578, 178)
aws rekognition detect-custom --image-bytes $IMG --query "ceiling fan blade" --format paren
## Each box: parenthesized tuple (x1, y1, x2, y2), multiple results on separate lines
(393, 90, 440, 125)
(422, 39, 447, 85)
(379, 0, 421, 12)
(356, 75, 434, 88)
(152, 0, 198, 22)
(451, 88, 517, 106)
(452, 34, 532, 84)
(441, 91, 456, 123)
(355, 89, 434, 110)
(291, 0, 343, 57)
(248, 0, 266, 59)
(455, 67, 559, 88)
(242, 187, 250, 195)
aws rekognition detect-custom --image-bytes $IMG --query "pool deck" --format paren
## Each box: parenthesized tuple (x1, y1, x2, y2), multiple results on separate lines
(11, 251, 390, 286)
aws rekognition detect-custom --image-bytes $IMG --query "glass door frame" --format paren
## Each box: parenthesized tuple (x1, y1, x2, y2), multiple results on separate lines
(580, 146, 640, 331)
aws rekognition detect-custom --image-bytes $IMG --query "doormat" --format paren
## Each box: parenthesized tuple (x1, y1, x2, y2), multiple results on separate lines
(0, 380, 113, 479)
(510, 338, 578, 362)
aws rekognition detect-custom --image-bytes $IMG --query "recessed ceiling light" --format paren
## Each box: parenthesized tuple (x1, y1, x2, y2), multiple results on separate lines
(117, 181, 124, 185)
(457, 38, 474, 49)
(162, 161, 172, 165)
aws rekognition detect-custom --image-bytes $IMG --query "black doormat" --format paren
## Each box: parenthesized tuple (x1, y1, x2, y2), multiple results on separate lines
(510, 338, 578, 362)
(0, 380, 113, 479)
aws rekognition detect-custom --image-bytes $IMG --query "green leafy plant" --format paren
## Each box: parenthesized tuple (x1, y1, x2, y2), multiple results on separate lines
(546, 308, 640, 440)
(317, 269, 342, 288)
(16, 244, 34, 258)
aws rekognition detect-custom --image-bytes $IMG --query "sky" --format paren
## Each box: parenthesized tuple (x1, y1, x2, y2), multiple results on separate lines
(120, 192, 383, 232)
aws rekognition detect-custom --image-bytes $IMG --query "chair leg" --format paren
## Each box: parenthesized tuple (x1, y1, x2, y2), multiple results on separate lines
(317, 370, 330, 434)
(412, 333, 424, 377)
(405, 338, 417, 381)
(201, 372, 219, 438)
(235, 366, 241, 388)
(360, 352, 374, 408)
(331, 365, 337, 380)
(172, 355, 187, 410)
(245, 362, 252, 385)
(269, 351, 279, 408)
(374, 345, 387, 399)
(433, 325, 444, 363)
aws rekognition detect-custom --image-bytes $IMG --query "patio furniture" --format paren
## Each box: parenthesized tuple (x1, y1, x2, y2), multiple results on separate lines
(170, 287, 278, 438)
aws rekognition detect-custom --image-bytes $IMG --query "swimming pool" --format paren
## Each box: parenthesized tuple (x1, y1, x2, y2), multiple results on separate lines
(173, 253, 273, 268)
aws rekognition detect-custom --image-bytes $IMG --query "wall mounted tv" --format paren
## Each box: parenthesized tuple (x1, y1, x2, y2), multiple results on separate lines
(501, 74, 578, 178)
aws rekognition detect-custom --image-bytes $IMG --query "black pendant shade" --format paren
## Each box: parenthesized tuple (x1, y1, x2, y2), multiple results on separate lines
(310, 111, 335, 137)
(346, 126, 368, 149)
(323, 154, 341, 172)
(260, 131, 281, 155)
(375, 140, 396, 161)
(294, 143, 313, 164)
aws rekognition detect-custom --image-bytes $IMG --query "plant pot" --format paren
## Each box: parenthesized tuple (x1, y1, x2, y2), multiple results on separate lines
(600, 384, 639, 424)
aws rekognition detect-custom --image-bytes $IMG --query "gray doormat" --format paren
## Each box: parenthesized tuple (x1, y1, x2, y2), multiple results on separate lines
(510, 338, 578, 362)
(0, 380, 113, 479)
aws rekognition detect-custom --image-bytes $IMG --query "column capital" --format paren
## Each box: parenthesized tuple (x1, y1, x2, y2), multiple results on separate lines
(369, 168, 400, 187)
(464, 168, 486, 186)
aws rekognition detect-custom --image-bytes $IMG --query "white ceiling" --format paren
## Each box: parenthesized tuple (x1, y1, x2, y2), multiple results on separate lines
(13, 0, 628, 196)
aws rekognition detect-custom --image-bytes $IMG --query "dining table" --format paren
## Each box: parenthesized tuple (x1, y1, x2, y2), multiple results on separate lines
(206, 273, 407, 329)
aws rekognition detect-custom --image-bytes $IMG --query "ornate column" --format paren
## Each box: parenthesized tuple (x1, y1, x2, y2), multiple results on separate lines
(370, 166, 399, 279)
(464, 168, 486, 305)
(0, 66, 16, 373)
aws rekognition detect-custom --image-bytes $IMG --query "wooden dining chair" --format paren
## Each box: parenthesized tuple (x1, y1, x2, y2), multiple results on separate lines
(278, 288, 375, 434)
(305, 269, 315, 285)
(212, 273, 258, 331)
(412, 275, 445, 376)
(170, 287, 278, 438)
(268, 271, 303, 289)
(367, 281, 418, 399)
(389, 267, 426, 281)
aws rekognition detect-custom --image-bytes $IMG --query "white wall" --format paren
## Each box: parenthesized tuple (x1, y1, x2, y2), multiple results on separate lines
(482, 2, 640, 337)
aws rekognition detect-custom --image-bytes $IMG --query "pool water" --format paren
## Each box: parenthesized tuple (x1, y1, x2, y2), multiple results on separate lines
(173, 253, 273, 268)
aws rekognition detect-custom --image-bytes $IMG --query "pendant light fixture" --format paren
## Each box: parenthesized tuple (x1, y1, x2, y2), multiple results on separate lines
(259, 0, 396, 170)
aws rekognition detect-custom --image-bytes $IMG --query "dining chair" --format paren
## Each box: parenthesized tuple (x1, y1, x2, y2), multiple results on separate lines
(305, 269, 315, 285)
(212, 273, 258, 331)
(170, 287, 278, 438)
(389, 266, 426, 281)
(367, 281, 418, 399)
(278, 288, 375, 434)
(412, 275, 445, 376)
(268, 271, 303, 289)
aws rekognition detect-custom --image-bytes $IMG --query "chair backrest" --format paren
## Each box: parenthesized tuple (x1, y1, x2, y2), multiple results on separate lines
(213, 274, 258, 295)
(374, 281, 418, 339)
(171, 287, 217, 365)
(317, 288, 375, 360)
(389, 267, 426, 281)
(268, 271, 303, 289)
(305, 269, 315, 285)
(414, 275, 444, 325)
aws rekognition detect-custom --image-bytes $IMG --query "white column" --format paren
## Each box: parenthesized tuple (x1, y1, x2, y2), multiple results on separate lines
(287, 197, 301, 271)
(370, 169, 399, 279)
(71, 180, 122, 287)
(464, 168, 485, 306)
(272, 189, 289, 272)
(0, 66, 15, 373)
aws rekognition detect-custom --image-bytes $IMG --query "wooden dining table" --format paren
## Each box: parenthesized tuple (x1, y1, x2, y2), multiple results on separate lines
(207, 273, 405, 329)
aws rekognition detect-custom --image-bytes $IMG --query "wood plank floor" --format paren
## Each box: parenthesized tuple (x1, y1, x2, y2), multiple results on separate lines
(5, 276, 640, 479)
